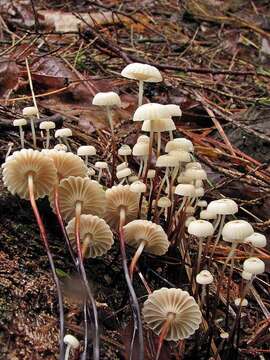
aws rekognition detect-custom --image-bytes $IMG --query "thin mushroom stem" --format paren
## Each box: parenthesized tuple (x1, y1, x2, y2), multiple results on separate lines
(30, 117, 37, 148)
(148, 178, 153, 203)
(142, 156, 148, 178)
(138, 158, 144, 178)
(62, 137, 72, 152)
(225, 250, 237, 329)
(138, 80, 144, 106)
(84, 155, 88, 166)
(19, 126, 25, 148)
(45, 129, 50, 149)
(169, 130, 173, 141)
(106, 106, 116, 186)
(197, 237, 204, 274)
(82, 234, 91, 258)
(97, 169, 102, 182)
(119, 207, 144, 360)
(157, 132, 161, 158)
(130, 240, 146, 280)
(64, 344, 71, 360)
(155, 314, 175, 360)
(213, 214, 221, 232)
(82, 299, 88, 360)
(210, 214, 226, 260)
(75, 201, 100, 360)
(28, 175, 65, 360)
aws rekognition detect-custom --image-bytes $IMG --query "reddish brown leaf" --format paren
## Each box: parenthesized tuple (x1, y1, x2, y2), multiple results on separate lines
(0, 60, 20, 99)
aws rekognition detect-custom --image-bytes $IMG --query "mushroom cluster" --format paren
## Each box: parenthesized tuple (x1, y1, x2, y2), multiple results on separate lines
(2, 61, 267, 360)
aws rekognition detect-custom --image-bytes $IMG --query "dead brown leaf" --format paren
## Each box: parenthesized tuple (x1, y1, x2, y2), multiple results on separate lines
(0, 60, 20, 99)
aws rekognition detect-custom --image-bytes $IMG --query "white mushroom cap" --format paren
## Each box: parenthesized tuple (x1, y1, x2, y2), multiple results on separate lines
(88, 168, 95, 176)
(188, 220, 214, 237)
(195, 187, 204, 197)
(174, 138, 194, 152)
(165, 104, 182, 117)
(118, 145, 132, 156)
(157, 196, 171, 208)
(177, 173, 193, 184)
(245, 233, 266, 248)
(77, 145, 96, 156)
(13, 118, 27, 127)
(117, 162, 128, 171)
(207, 198, 238, 215)
(92, 91, 121, 107)
(195, 180, 203, 188)
(121, 63, 162, 82)
(222, 220, 254, 243)
(130, 180, 146, 193)
(147, 169, 156, 179)
(197, 200, 207, 208)
(133, 103, 170, 122)
(128, 175, 139, 183)
(184, 168, 207, 180)
(39, 121, 56, 130)
(137, 135, 150, 144)
(55, 128, 72, 138)
(142, 118, 176, 132)
(54, 144, 67, 152)
(186, 162, 202, 170)
(234, 298, 248, 307)
(196, 270, 214, 285)
(241, 270, 253, 280)
(174, 183, 195, 197)
(22, 106, 38, 117)
(165, 138, 194, 153)
(63, 334, 80, 349)
(185, 216, 196, 227)
(220, 332, 229, 339)
(95, 161, 108, 169)
(169, 150, 191, 162)
(200, 209, 217, 220)
(156, 155, 178, 168)
(243, 257, 265, 275)
(132, 142, 149, 156)
(116, 167, 132, 179)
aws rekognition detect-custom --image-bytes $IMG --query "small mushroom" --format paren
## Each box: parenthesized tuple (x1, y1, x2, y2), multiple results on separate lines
(118, 145, 132, 164)
(196, 269, 213, 306)
(121, 63, 162, 106)
(23, 106, 38, 147)
(64, 334, 80, 360)
(142, 287, 201, 359)
(66, 214, 113, 258)
(132, 141, 149, 177)
(157, 196, 171, 220)
(116, 167, 132, 184)
(95, 161, 110, 182)
(124, 219, 169, 277)
(165, 138, 194, 153)
(55, 128, 73, 151)
(54, 144, 68, 152)
(13, 118, 27, 148)
(39, 121, 55, 149)
(77, 145, 96, 166)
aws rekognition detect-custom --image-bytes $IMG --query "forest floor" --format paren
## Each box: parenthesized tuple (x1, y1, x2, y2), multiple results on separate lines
(0, 1, 270, 359)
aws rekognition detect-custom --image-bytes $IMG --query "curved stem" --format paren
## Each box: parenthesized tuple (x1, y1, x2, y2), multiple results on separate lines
(155, 315, 174, 360)
(130, 240, 146, 280)
(30, 118, 36, 148)
(138, 80, 144, 106)
(28, 175, 64, 360)
(75, 202, 99, 360)
(64, 344, 71, 360)
(210, 214, 225, 260)
(119, 207, 144, 360)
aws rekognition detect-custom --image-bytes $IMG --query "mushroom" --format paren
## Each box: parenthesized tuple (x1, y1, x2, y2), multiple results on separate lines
(244, 233, 266, 255)
(55, 128, 73, 151)
(95, 161, 110, 183)
(185, 216, 196, 227)
(116, 167, 132, 184)
(66, 214, 113, 258)
(104, 184, 143, 357)
(157, 196, 171, 220)
(92, 92, 121, 184)
(165, 138, 194, 153)
(124, 219, 169, 278)
(200, 209, 217, 221)
(188, 220, 214, 273)
(147, 169, 156, 202)
(39, 121, 55, 149)
(132, 140, 149, 178)
(156, 154, 178, 196)
(207, 198, 238, 258)
(22, 106, 38, 147)
(50, 176, 105, 221)
(174, 184, 196, 214)
(2, 149, 64, 357)
(64, 334, 80, 360)
(121, 62, 162, 106)
(130, 180, 147, 194)
(133, 103, 170, 171)
(118, 145, 132, 164)
(77, 145, 96, 166)
(142, 117, 176, 156)
(196, 269, 213, 306)
(54, 144, 68, 152)
(13, 118, 27, 148)
(142, 287, 201, 359)
(165, 104, 182, 117)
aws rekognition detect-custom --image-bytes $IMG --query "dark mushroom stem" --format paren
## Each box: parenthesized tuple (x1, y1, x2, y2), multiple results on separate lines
(130, 240, 146, 280)
(155, 313, 175, 360)
(28, 174, 65, 360)
(119, 207, 144, 360)
(75, 201, 100, 360)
